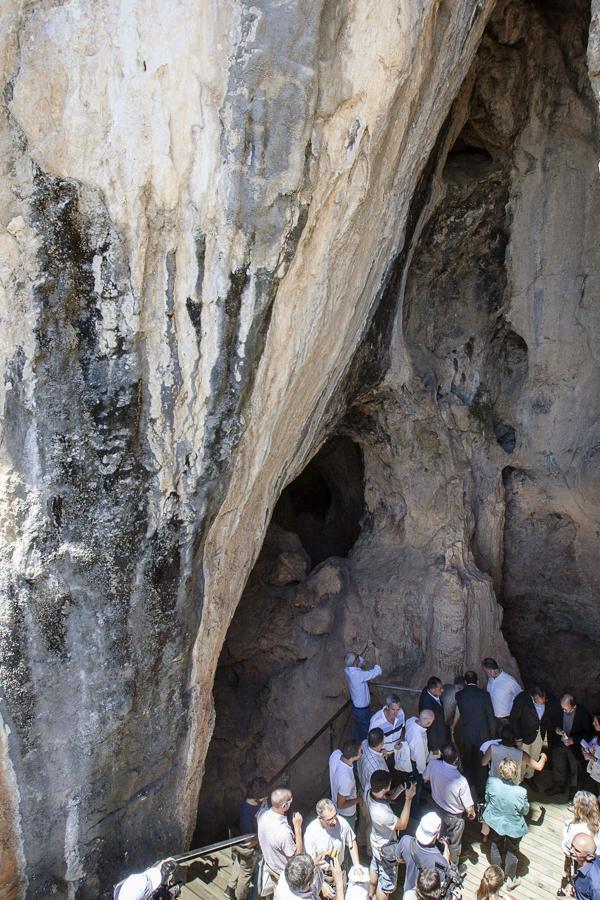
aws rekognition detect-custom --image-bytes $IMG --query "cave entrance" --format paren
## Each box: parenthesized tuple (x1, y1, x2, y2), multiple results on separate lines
(195, 436, 365, 842)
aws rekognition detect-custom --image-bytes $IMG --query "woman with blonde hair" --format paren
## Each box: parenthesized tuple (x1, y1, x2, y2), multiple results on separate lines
(558, 790, 600, 895)
(477, 865, 507, 899)
(482, 757, 529, 892)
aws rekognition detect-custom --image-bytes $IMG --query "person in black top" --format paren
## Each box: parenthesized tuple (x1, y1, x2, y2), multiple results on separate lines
(509, 685, 559, 790)
(549, 693, 593, 797)
(419, 678, 450, 753)
(453, 671, 496, 801)
(225, 777, 269, 900)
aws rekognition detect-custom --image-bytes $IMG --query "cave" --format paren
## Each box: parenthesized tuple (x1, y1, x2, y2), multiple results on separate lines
(195, 436, 365, 841)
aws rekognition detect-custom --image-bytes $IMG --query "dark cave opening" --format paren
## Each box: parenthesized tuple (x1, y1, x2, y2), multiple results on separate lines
(195, 436, 365, 842)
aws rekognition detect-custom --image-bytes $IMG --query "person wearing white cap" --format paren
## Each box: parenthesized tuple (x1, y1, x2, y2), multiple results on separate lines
(384, 812, 449, 898)
(344, 643, 382, 740)
(114, 859, 176, 900)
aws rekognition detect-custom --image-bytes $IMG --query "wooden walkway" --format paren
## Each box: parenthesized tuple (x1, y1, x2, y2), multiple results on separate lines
(181, 777, 570, 899)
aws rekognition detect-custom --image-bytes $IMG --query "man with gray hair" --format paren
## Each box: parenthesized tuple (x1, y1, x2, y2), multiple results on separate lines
(370, 694, 406, 753)
(304, 798, 360, 873)
(344, 643, 382, 740)
(257, 787, 303, 885)
(569, 832, 600, 898)
(274, 853, 342, 900)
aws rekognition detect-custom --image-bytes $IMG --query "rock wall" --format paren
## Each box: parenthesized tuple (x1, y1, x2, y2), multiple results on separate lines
(0, 1, 502, 896)
(197, 0, 600, 843)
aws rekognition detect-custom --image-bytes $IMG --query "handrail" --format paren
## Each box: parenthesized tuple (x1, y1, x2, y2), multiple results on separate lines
(175, 833, 256, 864)
(371, 681, 421, 694)
(267, 699, 351, 788)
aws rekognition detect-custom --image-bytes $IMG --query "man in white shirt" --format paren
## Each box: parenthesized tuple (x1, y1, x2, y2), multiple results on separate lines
(367, 769, 416, 900)
(304, 798, 360, 875)
(423, 744, 475, 865)
(344, 644, 382, 740)
(404, 710, 435, 807)
(370, 694, 405, 752)
(257, 788, 304, 885)
(329, 740, 362, 832)
(274, 853, 334, 900)
(482, 657, 521, 727)
(356, 728, 390, 852)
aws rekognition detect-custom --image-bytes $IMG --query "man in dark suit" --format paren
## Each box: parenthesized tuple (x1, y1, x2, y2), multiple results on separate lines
(510, 685, 559, 790)
(454, 671, 496, 800)
(549, 693, 593, 797)
(419, 676, 451, 753)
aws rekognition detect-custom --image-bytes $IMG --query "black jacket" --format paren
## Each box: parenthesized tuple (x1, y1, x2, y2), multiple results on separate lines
(509, 691, 560, 745)
(556, 705, 593, 752)
(456, 684, 496, 746)
(419, 688, 451, 752)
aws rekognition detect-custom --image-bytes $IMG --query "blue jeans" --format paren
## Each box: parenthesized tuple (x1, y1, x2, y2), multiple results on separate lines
(352, 704, 372, 741)
(370, 855, 397, 894)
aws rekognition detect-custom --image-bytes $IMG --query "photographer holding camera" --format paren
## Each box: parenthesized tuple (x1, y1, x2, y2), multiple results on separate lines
(113, 858, 181, 900)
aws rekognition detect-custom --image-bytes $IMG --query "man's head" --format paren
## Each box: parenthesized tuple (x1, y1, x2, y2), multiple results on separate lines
(498, 757, 519, 783)
(415, 867, 443, 900)
(384, 693, 402, 717)
(426, 676, 443, 697)
(341, 739, 362, 763)
(530, 685, 547, 705)
(454, 674, 466, 689)
(344, 650, 360, 667)
(482, 657, 500, 678)
(370, 769, 391, 797)
(569, 832, 597, 867)
(500, 725, 517, 747)
(368, 727, 385, 751)
(415, 812, 442, 847)
(285, 854, 315, 892)
(561, 693, 577, 713)
(417, 710, 435, 729)
(316, 798, 338, 829)
(464, 670, 478, 685)
(247, 777, 268, 802)
(270, 787, 293, 813)
(441, 744, 460, 767)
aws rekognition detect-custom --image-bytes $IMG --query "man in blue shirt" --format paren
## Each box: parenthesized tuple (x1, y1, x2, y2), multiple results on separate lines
(225, 777, 268, 900)
(569, 832, 600, 899)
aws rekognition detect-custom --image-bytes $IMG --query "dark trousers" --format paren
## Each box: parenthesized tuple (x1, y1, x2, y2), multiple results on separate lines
(489, 829, 522, 880)
(461, 743, 487, 802)
(553, 745, 582, 790)
(352, 705, 371, 741)
(434, 804, 465, 864)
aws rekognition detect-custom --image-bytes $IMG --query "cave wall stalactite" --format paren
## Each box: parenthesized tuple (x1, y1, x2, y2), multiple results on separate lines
(0, 0, 599, 896)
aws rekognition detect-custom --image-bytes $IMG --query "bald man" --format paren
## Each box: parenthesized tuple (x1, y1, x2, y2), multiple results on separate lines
(257, 788, 303, 887)
(569, 832, 600, 898)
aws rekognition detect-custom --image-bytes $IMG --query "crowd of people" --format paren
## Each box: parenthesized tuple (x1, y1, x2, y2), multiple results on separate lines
(114, 651, 600, 900)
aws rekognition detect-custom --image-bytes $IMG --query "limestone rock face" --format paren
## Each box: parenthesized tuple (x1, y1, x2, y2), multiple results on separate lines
(0, 0, 599, 897)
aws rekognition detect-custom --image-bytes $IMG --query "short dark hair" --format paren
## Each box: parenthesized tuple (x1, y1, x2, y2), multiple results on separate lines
(500, 725, 516, 747)
(370, 769, 392, 793)
(482, 658, 498, 669)
(426, 676, 442, 691)
(368, 727, 384, 748)
(441, 743, 460, 766)
(464, 671, 478, 685)
(454, 674, 466, 687)
(285, 854, 314, 891)
(342, 739, 361, 758)
(247, 777, 268, 800)
(415, 867, 442, 899)
(530, 685, 546, 700)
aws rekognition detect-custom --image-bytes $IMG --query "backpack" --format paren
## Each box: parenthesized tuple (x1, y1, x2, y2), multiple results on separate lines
(380, 838, 463, 900)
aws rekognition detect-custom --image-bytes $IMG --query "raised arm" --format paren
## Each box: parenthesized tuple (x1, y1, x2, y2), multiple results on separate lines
(394, 782, 416, 832)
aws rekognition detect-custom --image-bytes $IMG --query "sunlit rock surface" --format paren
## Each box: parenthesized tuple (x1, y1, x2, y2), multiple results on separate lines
(0, 0, 598, 897)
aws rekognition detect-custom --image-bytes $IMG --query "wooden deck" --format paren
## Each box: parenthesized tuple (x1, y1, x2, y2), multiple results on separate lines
(181, 777, 571, 899)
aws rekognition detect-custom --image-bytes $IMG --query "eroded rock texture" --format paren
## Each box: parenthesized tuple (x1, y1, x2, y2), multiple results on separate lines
(198, 0, 600, 845)
(0, 0, 598, 896)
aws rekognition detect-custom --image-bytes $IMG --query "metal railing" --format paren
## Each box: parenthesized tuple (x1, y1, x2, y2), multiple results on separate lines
(181, 680, 418, 863)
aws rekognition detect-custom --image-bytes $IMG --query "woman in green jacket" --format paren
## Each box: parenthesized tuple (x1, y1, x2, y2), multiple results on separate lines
(482, 757, 529, 892)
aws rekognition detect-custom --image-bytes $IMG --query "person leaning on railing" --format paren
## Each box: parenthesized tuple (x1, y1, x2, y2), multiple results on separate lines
(225, 777, 268, 900)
